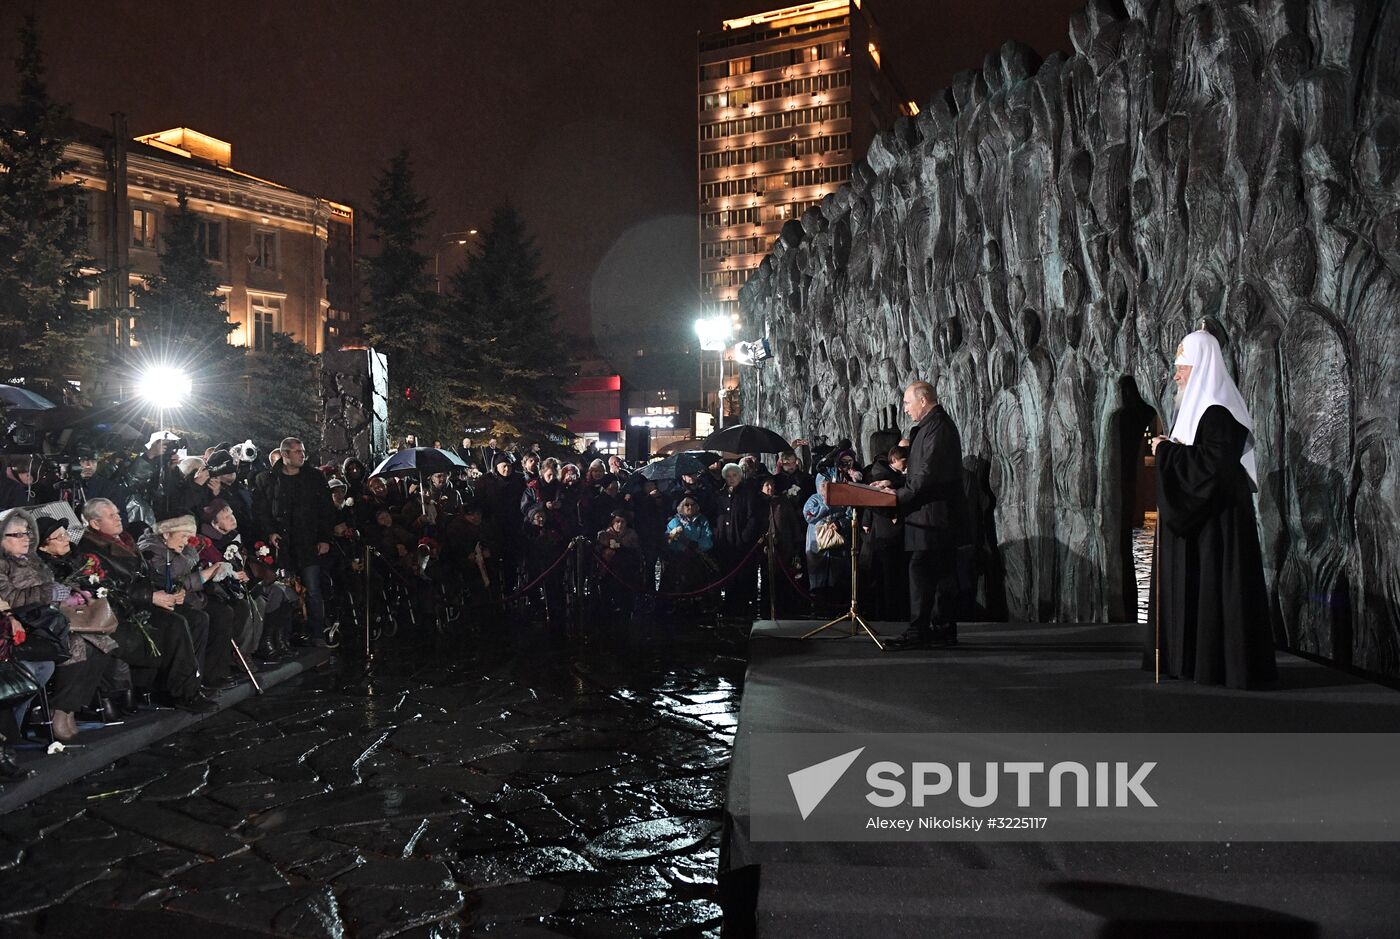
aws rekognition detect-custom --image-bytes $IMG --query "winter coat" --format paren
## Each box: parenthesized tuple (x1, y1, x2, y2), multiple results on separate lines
(0, 509, 59, 609)
(138, 530, 209, 609)
(254, 464, 337, 569)
(714, 481, 762, 552)
(78, 527, 159, 612)
(665, 515, 713, 554)
(894, 404, 968, 551)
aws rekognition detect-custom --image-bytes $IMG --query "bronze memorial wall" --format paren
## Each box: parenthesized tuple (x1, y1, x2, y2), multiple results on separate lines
(737, 0, 1400, 675)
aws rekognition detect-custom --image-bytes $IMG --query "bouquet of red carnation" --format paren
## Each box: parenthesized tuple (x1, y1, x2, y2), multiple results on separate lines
(69, 553, 113, 600)
(248, 540, 280, 582)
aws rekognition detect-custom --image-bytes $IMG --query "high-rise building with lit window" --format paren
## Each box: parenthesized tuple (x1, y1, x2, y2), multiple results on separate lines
(697, 0, 913, 329)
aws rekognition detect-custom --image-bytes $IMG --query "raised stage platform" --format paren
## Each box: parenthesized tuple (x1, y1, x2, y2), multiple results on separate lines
(721, 621, 1400, 938)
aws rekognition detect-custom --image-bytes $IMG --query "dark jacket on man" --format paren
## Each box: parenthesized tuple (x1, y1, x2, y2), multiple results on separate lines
(254, 464, 337, 570)
(895, 404, 967, 551)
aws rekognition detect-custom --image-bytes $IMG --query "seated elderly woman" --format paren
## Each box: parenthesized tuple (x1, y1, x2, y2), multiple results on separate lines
(78, 498, 217, 712)
(0, 508, 111, 743)
(35, 516, 134, 721)
(137, 515, 237, 693)
(197, 500, 268, 661)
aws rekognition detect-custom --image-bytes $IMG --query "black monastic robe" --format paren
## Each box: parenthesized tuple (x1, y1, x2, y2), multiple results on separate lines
(1144, 405, 1278, 689)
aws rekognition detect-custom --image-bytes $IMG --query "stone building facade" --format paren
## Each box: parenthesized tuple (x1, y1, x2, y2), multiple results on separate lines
(61, 118, 357, 393)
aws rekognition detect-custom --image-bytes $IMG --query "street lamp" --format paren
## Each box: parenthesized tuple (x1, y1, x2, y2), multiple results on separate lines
(434, 229, 480, 294)
(694, 315, 731, 429)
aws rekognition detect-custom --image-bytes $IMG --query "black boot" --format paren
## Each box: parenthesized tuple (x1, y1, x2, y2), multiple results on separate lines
(254, 628, 280, 662)
(98, 697, 123, 723)
(115, 689, 139, 715)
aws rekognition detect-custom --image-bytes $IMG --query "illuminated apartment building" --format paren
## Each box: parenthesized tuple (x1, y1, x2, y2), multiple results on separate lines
(697, 0, 913, 328)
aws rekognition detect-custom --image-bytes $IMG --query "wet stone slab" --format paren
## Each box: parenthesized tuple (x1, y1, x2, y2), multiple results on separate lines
(584, 817, 720, 863)
(0, 618, 746, 936)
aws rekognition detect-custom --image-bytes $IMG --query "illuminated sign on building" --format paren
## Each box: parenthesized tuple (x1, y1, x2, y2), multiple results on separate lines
(630, 415, 677, 429)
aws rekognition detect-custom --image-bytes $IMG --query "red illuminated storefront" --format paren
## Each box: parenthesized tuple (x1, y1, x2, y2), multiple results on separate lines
(565, 374, 624, 455)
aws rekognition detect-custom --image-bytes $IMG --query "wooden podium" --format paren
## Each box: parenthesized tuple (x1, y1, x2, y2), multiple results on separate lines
(801, 482, 896, 649)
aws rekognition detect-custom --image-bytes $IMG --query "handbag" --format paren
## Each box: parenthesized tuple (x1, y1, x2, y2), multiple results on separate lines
(59, 597, 119, 635)
(815, 520, 846, 552)
(0, 660, 41, 707)
(9, 603, 73, 663)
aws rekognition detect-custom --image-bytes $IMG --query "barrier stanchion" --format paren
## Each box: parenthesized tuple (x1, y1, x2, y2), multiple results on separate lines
(766, 533, 777, 622)
(363, 545, 372, 663)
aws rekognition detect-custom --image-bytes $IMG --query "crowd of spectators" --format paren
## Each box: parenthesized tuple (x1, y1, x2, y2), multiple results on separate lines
(0, 429, 911, 782)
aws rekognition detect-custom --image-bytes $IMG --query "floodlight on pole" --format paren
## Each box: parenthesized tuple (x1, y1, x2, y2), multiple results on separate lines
(137, 365, 192, 408)
(694, 316, 732, 352)
(695, 315, 732, 428)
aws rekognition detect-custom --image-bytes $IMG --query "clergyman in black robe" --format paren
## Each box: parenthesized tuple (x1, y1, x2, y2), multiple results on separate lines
(1144, 329, 1278, 690)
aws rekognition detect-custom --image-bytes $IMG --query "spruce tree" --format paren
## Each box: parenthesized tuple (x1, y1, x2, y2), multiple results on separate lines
(0, 15, 99, 387)
(444, 206, 573, 441)
(362, 149, 438, 435)
(130, 191, 245, 439)
(242, 332, 321, 453)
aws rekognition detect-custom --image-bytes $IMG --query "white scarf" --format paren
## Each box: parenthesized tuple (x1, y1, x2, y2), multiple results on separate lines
(1170, 330, 1257, 486)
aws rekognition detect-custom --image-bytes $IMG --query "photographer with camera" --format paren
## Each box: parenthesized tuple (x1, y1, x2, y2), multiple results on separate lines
(125, 431, 186, 528)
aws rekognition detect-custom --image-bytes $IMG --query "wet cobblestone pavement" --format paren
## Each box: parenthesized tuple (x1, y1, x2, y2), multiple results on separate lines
(0, 620, 749, 937)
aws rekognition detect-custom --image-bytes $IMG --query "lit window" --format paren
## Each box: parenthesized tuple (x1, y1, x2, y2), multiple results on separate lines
(131, 206, 158, 249)
(249, 293, 281, 350)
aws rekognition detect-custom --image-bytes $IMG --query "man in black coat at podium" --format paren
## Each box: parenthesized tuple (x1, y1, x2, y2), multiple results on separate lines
(875, 381, 966, 649)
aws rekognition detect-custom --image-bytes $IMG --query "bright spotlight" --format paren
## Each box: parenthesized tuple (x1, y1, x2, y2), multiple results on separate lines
(694, 316, 732, 352)
(137, 365, 192, 408)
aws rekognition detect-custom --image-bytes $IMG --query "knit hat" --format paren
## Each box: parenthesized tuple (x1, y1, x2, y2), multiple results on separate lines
(205, 449, 235, 477)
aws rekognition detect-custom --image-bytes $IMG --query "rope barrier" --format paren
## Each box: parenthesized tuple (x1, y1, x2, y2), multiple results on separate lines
(590, 537, 767, 599)
(771, 549, 813, 599)
(498, 540, 576, 603)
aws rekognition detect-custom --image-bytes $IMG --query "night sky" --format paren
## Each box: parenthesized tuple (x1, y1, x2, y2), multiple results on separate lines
(1, 0, 1085, 353)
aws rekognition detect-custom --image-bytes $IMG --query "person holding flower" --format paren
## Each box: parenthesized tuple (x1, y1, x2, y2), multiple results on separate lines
(35, 516, 133, 720)
(0, 509, 111, 742)
(138, 516, 237, 692)
(79, 498, 217, 713)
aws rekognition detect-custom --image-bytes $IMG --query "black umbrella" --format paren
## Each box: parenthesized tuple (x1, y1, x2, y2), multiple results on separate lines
(702, 423, 791, 454)
(370, 447, 469, 478)
(635, 452, 709, 483)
